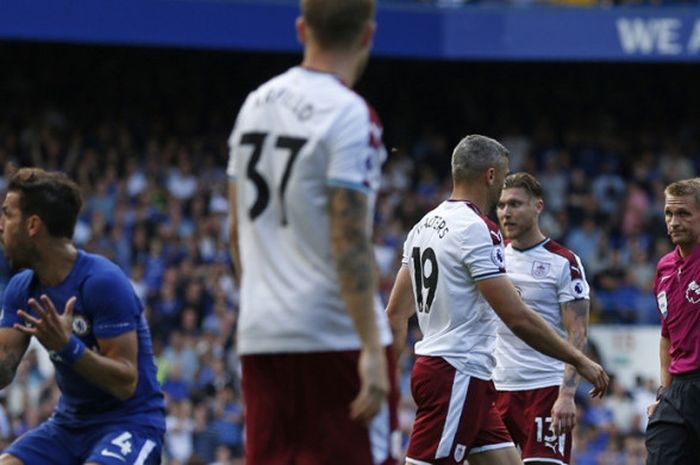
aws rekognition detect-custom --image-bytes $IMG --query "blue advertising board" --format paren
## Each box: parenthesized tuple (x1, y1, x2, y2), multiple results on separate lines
(1, 0, 700, 61)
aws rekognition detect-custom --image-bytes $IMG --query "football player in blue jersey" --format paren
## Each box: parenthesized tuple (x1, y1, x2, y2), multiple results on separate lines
(0, 167, 165, 465)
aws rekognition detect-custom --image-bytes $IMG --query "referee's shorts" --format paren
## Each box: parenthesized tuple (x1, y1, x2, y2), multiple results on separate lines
(646, 370, 700, 465)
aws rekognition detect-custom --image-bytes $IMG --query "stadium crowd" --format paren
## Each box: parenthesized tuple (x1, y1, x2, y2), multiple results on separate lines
(0, 107, 686, 465)
(2, 43, 700, 464)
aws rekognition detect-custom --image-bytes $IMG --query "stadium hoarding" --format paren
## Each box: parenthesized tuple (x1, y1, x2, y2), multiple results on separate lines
(2, 0, 700, 61)
(441, 8, 700, 62)
(588, 325, 660, 388)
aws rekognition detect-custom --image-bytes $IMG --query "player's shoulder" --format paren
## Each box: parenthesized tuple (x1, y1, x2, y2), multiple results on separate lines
(656, 249, 678, 271)
(542, 239, 579, 263)
(251, 66, 295, 91)
(327, 83, 374, 125)
(542, 239, 585, 279)
(251, 67, 372, 130)
(239, 67, 301, 108)
(79, 251, 129, 283)
(452, 201, 503, 246)
(4, 269, 35, 296)
(259, 67, 359, 104)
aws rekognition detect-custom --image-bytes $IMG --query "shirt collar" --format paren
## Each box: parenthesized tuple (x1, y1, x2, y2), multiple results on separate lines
(675, 243, 700, 264)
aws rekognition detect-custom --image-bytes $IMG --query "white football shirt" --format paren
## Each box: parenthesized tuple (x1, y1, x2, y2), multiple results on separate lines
(402, 200, 506, 380)
(493, 238, 590, 390)
(227, 66, 391, 355)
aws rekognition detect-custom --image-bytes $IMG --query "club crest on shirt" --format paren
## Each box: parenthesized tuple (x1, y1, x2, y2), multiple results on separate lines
(531, 261, 550, 279)
(686, 281, 700, 304)
(657, 291, 668, 318)
(72, 315, 91, 336)
(454, 444, 466, 462)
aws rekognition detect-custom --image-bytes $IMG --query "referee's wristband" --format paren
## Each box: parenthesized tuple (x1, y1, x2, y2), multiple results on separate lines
(58, 335, 86, 365)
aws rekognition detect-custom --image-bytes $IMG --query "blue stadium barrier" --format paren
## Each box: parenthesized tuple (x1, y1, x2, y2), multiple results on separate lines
(2, 0, 700, 61)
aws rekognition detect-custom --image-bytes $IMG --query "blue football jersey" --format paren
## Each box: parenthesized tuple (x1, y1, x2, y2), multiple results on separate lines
(1, 250, 165, 431)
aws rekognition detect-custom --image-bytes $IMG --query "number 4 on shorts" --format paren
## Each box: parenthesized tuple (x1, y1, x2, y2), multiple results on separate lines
(112, 432, 133, 456)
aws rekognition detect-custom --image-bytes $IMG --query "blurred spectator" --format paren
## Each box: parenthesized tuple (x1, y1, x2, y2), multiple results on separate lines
(3, 41, 697, 464)
(165, 399, 195, 464)
(209, 384, 243, 458)
(606, 377, 639, 435)
(162, 363, 190, 403)
(192, 402, 218, 463)
(566, 215, 603, 269)
(163, 331, 199, 385)
(592, 161, 626, 217)
(209, 445, 235, 465)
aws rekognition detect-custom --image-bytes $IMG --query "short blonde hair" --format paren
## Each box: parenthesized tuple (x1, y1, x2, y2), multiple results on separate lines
(503, 172, 543, 200)
(665, 178, 700, 205)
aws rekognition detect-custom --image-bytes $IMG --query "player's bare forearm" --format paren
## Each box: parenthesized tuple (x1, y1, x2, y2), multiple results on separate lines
(386, 266, 416, 363)
(228, 221, 242, 287)
(511, 304, 607, 398)
(390, 323, 407, 365)
(228, 181, 242, 286)
(560, 299, 590, 395)
(512, 309, 583, 367)
(72, 331, 139, 400)
(329, 186, 388, 422)
(328, 186, 381, 350)
(480, 277, 584, 366)
(0, 328, 30, 388)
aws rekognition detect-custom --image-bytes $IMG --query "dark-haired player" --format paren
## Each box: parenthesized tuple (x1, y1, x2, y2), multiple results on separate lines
(0, 167, 165, 465)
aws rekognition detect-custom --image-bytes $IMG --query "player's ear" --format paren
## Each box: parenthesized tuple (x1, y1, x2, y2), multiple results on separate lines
(296, 17, 307, 45)
(535, 198, 544, 213)
(360, 20, 376, 49)
(24, 214, 42, 238)
(485, 167, 496, 185)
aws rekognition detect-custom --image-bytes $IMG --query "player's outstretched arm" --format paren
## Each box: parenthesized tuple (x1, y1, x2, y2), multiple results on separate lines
(0, 327, 30, 389)
(15, 295, 139, 400)
(228, 181, 242, 287)
(552, 299, 590, 435)
(478, 276, 609, 397)
(386, 265, 416, 364)
(328, 185, 388, 423)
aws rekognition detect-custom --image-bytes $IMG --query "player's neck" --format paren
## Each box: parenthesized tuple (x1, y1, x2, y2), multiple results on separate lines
(678, 241, 700, 259)
(449, 187, 489, 214)
(510, 228, 546, 250)
(33, 241, 78, 287)
(301, 49, 358, 87)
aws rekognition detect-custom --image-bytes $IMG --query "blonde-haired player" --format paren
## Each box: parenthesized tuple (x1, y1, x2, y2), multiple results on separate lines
(494, 172, 591, 465)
